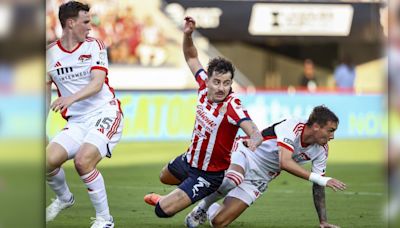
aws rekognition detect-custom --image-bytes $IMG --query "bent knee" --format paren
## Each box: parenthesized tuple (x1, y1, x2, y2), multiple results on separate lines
(159, 166, 180, 185)
(74, 155, 93, 173)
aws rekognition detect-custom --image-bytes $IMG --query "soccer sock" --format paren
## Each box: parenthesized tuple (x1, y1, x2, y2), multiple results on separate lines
(46, 168, 73, 202)
(81, 169, 111, 221)
(200, 170, 244, 209)
(207, 202, 221, 221)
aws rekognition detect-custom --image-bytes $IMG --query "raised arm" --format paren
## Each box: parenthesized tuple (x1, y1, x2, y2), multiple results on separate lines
(50, 69, 105, 113)
(239, 120, 262, 151)
(183, 16, 203, 75)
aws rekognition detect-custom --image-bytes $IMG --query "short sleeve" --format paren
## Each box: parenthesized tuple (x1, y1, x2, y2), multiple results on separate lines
(90, 39, 108, 75)
(274, 120, 298, 152)
(226, 98, 251, 126)
(194, 69, 207, 90)
(311, 146, 328, 176)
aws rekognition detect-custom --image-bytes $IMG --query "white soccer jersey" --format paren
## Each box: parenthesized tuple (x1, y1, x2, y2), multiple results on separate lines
(46, 37, 121, 119)
(235, 118, 328, 182)
(185, 69, 252, 172)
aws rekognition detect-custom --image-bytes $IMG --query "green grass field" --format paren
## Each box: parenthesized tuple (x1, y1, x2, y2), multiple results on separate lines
(45, 139, 387, 228)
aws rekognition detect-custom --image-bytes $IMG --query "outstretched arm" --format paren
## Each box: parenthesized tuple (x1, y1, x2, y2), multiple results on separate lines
(313, 184, 328, 226)
(313, 184, 340, 228)
(279, 147, 346, 191)
(239, 120, 262, 151)
(183, 16, 203, 75)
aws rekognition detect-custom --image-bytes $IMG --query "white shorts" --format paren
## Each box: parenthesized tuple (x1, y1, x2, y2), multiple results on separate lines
(226, 144, 274, 206)
(51, 108, 123, 159)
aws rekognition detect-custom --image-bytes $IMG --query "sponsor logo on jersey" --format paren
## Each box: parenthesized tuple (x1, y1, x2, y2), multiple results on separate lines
(292, 152, 311, 162)
(283, 138, 294, 146)
(78, 54, 92, 62)
(196, 107, 217, 132)
(192, 177, 210, 198)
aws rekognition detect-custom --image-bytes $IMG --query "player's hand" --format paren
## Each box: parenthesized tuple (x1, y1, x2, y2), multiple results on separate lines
(320, 221, 340, 228)
(242, 139, 258, 152)
(326, 178, 346, 192)
(50, 96, 75, 113)
(183, 16, 196, 35)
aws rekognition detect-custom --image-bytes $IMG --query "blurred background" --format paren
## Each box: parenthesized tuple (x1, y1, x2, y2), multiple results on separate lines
(1, 0, 396, 227)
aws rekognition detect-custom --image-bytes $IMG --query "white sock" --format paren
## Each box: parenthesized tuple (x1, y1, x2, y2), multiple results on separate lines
(201, 170, 244, 209)
(46, 168, 73, 202)
(81, 169, 111, 220)
(207, 202, 221, 221)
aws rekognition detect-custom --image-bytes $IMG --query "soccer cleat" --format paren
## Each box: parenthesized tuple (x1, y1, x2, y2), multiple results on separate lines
(144, 193, 161, 206)
(184, 204, 207, 228)
(90, 216, 114, 228)
(46, 195, 75, 222)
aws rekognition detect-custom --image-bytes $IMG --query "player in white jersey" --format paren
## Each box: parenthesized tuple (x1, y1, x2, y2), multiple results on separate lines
(186, 105, 346, 228)
(143, 16, 263, 220)
(45, 2, 123, 228)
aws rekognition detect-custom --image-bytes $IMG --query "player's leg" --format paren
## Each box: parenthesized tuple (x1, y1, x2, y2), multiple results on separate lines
(46, 142, 72, 202)
(209, 196, 248, 228)
(155, 188, 193, 217)
(185, 151, 246, 227)
(159, 153, 189, 185)
(46, 124, 82, 222)
(209, 179, 266, 227)
(75, 110, 123, 228)
(145, 153, 190, 206)
(155, 168, 224, 218)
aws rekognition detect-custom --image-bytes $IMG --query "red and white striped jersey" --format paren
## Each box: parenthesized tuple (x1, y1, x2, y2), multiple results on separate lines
(185, 69, 252, 172)
(241, 118, 328, 177)
(46, 37, 120, 119)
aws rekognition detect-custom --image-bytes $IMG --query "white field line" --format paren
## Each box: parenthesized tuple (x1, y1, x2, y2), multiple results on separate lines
(64, 184, 384, 197)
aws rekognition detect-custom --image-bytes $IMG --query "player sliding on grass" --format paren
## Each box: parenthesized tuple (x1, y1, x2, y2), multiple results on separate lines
(186, 105, 346, 228)
(144, 16, 262, 220)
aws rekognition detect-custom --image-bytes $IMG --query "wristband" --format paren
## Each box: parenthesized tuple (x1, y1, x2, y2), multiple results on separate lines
(309, 172, 331, 186)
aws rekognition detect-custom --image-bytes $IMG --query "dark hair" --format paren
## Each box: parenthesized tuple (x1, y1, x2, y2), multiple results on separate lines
(306, 105, 339, 127)
(207, 57, 235, 79)
(59, 1, 90, 28)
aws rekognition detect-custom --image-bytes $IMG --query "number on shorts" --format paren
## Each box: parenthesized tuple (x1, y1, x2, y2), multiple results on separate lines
(250, 180, 267, 192)
(95, 117, 113, 130)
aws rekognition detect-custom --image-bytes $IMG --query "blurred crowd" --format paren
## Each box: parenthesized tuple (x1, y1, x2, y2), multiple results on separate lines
(46, 0, 168, 66)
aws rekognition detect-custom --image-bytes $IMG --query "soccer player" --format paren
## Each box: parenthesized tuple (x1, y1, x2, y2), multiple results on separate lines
(143, 16, 263, 220)
(46, 2, 123, 228)
(186, 105, 346, 228)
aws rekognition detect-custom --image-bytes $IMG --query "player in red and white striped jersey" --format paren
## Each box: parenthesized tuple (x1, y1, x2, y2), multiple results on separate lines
(45, 2, 122, 228)
(186, 106, 346, 228)
(144, 16, 263, 219)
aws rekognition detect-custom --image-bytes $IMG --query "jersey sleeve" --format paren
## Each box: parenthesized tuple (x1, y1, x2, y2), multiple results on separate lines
(194, 69, 207, 90)
(311, 145, 328, 176)
(226, 97, 251, 126)
(90, 39, 108, 75)
(274, 119, 298, 152)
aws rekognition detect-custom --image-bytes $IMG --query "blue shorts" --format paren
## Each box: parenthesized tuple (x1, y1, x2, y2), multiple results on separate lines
(168, 153, 225, 203)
